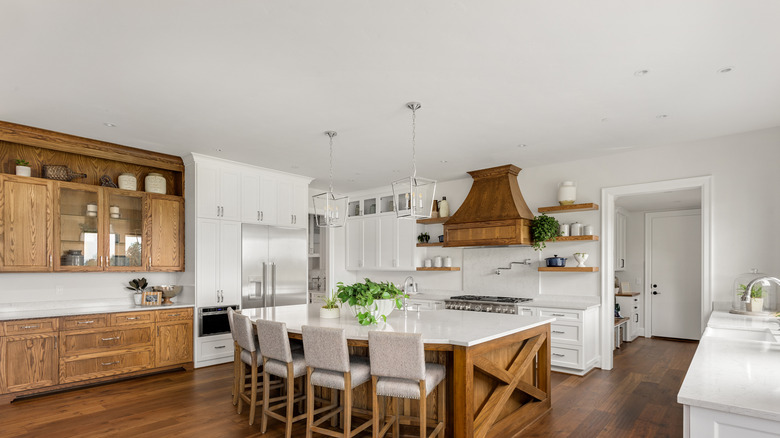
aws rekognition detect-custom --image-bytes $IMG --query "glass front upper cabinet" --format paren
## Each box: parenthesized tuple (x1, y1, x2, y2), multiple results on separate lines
(57, 185, 102, 270)
(106, 190, 145, 269)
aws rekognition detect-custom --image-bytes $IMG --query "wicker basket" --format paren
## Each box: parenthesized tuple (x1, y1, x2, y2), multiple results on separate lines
(42, 165, 87, 181)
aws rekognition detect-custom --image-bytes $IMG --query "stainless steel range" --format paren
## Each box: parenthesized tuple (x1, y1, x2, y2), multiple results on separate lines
(444, 295, 533, 314)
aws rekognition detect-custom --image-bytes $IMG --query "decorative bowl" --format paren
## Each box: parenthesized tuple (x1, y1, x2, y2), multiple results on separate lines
(154, 285, 183, 305)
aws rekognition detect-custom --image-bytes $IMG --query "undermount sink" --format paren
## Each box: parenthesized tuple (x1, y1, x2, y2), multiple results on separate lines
(704, 326, 779, 343)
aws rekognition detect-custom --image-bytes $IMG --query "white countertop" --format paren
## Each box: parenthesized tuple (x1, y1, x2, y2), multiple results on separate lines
(242, 304, 555, 347)
(677, 311, 780, 422)
(409, 291, 600, 310)
(0, 303, 195, 321)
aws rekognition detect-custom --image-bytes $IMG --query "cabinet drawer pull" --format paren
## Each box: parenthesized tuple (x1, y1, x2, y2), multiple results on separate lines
(168, 313, 180, 317)
(101, 336, 120, 341)
(552, 353, 566, 357)
(552, 330, 565, 334)
(552, 313, 566, 317)
(21, 325, 40, 329)
(214, 345, 227, 349)
(125, 317, 140, 320)
(101, 361, 120, 366)
(77, 320, 95, 325)
(521, 308, 532, 311)
(260, 211, 263, 221)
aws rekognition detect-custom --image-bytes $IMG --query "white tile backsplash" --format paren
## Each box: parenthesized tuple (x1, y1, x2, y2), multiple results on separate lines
(463, 247, 541, 297)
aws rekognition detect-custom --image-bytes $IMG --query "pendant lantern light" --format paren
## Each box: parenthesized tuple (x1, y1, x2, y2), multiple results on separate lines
(392, 102, 436, 219)
(312, 131, 348, 228)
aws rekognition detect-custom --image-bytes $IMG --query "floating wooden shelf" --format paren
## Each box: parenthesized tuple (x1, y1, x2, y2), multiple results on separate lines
(548, 235, 599, 242)
(538, 203, 599, 213)
(416, 217, 449, 225)
(416, 267, 461, 271)
(416, 242, 444, 247)
(538, 267, 599, 272)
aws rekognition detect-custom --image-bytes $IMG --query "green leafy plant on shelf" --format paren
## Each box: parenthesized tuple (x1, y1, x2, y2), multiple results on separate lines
(531, 214, 560, 251)
(15, 159, 30, 166)
(336, 278, 408, 325)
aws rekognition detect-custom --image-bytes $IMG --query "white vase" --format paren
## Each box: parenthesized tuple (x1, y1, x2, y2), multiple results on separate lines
(573, 253, 589, 267)
(439, 197, 450, 217)
(558, 181, 577, 205)
(144, 173, 166, 194)
(320, 307, 340, 319)
(15, 165, 31, 177)
(133, 293, 142, 306)
(118, 173, 137, 191)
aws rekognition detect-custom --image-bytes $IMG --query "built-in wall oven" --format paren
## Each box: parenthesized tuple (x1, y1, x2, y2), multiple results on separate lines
(199, 305, 238, 337)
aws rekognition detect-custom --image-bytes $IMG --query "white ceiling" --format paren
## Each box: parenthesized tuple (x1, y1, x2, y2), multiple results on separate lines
(616, 188, 702, 212)
(2, 1, 780, 191)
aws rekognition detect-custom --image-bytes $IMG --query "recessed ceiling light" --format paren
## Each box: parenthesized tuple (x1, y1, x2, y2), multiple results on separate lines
(634, 70, 649, 77)
(516, 144, 527, 148)
(600, 118, 609, 123)
(291, 165, 299, 169)
(717, 66, 735, 74)
(103, 122, 116, 127)
(656, 114, 669, 119)
(440, 160, 448, 163)
(215, 148, 222, 152)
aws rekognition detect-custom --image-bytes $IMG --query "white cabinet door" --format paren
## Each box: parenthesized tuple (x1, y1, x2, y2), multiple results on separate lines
(276, 180, 294, 226)
(378, 215, 397, 269)
(293, 183, 309, 229)
(260, 177, 278, 225)
(397, 219, 417, 270)
(241, 172, 261, 223)
(362, 217, 378, 269)
(197, 165, 220, 219)
(197, 219, 220, 306)
(219, 170, 241, 221)
(345, 220, 362, 270)
(615, 210, 627, 271)
(218, 221, 242, 305)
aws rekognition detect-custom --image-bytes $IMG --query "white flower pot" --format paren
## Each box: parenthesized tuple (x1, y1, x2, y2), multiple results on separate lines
(133, 293, 143, 306)
(558, 181, 577, 205)
(320, 307, 340, 319)
(747, 297, 764, 312)
(16, 165, 31, 177)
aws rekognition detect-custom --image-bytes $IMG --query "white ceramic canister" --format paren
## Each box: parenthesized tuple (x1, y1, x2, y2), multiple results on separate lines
(558, 181, 577, 206)
(434, 256, 443, 268)
(118, 173, 137, 191)
(570, 222, 583, 236)
(444, 256, 452, 267)
(144, 173, 166, 194)
(583, 225, 594, 236)
(439, 196, 450, 217)
(559, 223, 570, 236)
(424, 259, 432, 268)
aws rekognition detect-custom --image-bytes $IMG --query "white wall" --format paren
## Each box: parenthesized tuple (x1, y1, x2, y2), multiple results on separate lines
(334, 126, 780, 305)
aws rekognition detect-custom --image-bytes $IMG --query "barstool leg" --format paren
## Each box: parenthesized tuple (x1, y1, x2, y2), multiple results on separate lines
(438, 380, 446, 437)
(261, 358, 270, 434)
(393, 397, 400, 438)
(306, 367, 314, 438)
(418, 381, 426, 438)
(372, 376, 380, 438)
(286, 362, 295, 438)
(233, 343, 240, 406)
(343, 372, 352, 437)
(249, 354, 259, 426)
(237, 355, 246, 415)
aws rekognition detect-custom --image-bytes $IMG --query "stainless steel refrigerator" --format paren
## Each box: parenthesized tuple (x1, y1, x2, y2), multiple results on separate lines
(241, 224, 308, 309)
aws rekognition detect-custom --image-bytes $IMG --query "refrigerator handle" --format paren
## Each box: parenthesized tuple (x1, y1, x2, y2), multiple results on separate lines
(271, 263, 277, 307)
(262, 262, 268, 308)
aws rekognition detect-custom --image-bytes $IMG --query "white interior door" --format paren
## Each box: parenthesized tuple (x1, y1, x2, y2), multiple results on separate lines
(648, 210, 702, 340)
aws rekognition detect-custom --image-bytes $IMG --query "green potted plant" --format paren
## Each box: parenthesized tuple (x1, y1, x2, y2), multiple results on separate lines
(320, 294, 341, 319)
(417, 232, 430, 243)
(336, 278, 408, 325)
(126, 277, 148, 306)
(15, 159, 31, 177)
(739, 283, 764, 312)
(531, 214, 560, 251)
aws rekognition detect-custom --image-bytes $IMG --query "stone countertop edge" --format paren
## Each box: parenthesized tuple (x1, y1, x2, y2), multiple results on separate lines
(411, 291, 601, 310)
(0, 303, 196, 321)
(676, 311, 780, 422)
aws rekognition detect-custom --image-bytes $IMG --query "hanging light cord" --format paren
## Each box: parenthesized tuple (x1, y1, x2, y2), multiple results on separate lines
(328, 132, 335, 194)
(409, 102, 420, 179)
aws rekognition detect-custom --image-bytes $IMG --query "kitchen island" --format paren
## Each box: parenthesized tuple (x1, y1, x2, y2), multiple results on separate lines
(243, 304, 555, 438)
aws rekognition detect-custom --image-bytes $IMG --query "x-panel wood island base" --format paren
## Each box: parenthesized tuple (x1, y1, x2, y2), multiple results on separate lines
(245, 304, 554, 438)
(0, 306, 193, 404)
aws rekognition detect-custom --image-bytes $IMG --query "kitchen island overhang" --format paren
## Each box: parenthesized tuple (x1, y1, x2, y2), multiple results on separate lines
(244, 304, 555, 438)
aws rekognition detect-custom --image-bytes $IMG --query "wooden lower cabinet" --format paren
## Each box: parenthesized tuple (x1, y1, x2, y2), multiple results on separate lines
(0, 307, 193, 402)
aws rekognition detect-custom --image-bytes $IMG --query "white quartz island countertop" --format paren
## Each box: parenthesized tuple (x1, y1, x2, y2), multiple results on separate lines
(242, 304, 555, 347)
(677, 311, 780, 422)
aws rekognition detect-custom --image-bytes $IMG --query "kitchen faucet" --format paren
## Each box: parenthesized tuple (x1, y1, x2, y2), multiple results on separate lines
(495, 259, 532, 275)
(741, 276, 780, 303)
(402, 276, 416, 313)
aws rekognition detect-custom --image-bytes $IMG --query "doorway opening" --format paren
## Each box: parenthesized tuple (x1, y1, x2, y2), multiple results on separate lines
(600, 176, 712, 370)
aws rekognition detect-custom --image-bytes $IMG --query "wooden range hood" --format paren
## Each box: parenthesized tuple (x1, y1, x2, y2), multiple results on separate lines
(443, 164, 534, 247)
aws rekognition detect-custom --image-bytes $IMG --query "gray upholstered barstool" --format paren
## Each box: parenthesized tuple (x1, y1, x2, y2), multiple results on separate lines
(256, 319, 308, 438)
(302, 325, 373, 438)
(368, 331, 446, 438)
(232, 311, 270, 425)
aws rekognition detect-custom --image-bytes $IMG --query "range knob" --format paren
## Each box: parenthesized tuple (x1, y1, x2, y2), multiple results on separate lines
(473, 304, 482, 312)
(485, 305, 493, 313)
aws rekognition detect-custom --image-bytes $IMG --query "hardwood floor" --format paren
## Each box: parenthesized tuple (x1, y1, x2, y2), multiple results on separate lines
(0, 337, 697, 437)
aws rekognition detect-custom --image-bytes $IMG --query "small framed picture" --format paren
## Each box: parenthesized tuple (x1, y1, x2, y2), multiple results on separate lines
(141, 291, 162, 306)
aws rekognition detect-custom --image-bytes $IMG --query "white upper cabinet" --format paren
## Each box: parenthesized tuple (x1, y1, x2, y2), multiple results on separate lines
(346, 220, 363, 270)
(238, 168, 307, 228)
(362, 217, 378, 269)
(378, 215, 397, 269)
(196, 163, 241, 221)
(260, 177, 278, 225)
(240, 172, 261, 223)
(277, 180, 293, 226)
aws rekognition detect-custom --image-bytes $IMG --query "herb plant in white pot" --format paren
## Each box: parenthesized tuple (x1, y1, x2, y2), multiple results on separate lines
(15, 159, 31, 177)
(320, 294, 341, 319)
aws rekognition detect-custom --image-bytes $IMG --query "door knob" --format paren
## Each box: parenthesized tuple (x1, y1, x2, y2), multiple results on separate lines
(652, 284, 658, 288)
(652, 291, 659, 295)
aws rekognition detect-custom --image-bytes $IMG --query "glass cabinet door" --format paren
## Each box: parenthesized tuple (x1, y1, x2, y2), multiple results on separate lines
(105, 190, 145, 270)
(57, 185, 102, 270)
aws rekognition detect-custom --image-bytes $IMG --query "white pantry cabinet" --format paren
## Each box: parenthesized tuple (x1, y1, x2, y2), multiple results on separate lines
(196, 219, 241, 307)
(616, 294, 640, 341)
(195, 162, 241, 221)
